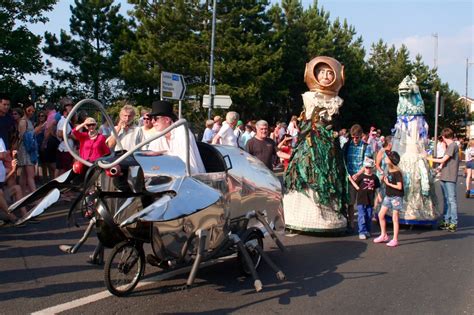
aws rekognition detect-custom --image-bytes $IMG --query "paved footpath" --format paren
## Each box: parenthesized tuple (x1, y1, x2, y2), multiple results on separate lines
(0, 177, 473, 315)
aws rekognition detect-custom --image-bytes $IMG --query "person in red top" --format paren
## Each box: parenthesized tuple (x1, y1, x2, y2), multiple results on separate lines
(72, 117, 110, 162)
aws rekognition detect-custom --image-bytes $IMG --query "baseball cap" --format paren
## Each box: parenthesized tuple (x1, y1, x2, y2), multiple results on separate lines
(363, 157, 375, 168)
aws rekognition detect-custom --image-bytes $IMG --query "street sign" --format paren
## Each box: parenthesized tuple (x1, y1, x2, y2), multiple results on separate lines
(202, 95, 232, 109)
(160, 71, 186, 100)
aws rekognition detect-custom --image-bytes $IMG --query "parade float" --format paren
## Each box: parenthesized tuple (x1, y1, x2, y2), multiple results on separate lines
(387, 75, 440, 225)
(283, 56, 349, 233)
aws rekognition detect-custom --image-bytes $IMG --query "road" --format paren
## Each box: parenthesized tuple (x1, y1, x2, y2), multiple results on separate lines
(0, 178, 473, 315)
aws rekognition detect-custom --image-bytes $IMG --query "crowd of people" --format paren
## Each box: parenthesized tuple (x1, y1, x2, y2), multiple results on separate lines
(0, 93, 472, 242)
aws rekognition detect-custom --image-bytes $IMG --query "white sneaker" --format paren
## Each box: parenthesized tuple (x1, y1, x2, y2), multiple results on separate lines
(358, 234, 367, 240)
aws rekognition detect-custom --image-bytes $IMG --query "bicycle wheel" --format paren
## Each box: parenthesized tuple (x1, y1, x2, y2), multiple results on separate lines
(238, 228, 264, 276)
(104, 241, 145, 297)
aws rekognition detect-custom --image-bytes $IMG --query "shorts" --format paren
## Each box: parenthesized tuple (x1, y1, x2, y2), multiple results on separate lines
(382, 196, 403, 211)
(56, 151, 73, 170)
(467, 160, 474, 169)
(0, 182, 4, 190)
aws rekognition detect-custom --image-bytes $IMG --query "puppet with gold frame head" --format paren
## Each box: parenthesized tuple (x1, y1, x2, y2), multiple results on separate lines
(284, 56, 349, 233)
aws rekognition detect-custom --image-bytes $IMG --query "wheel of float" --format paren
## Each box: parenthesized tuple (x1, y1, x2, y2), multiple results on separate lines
(104, 241, 145, 297)
(238, 228, 264, 276)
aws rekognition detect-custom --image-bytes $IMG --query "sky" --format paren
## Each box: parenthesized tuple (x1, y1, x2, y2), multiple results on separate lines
(27, 0, 473, 97)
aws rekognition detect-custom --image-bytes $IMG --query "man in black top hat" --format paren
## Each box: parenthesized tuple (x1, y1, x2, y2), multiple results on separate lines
(148, 100, 205, 174)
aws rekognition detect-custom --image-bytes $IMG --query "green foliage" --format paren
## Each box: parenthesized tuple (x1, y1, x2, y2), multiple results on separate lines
(0, 0, 56, 101)
(43, 0, 131, 100)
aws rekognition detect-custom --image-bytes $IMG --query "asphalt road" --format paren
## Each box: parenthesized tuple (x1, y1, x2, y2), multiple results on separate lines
(0, 178, 473, 315)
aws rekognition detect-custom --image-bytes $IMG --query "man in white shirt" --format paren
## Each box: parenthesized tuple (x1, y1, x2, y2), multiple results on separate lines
(56, 98, 74, 176)
(106, 104, 144, 152)
(148, 100, 205, 174)
(201, 119, 215, 143)
(212, 111, 239, 147)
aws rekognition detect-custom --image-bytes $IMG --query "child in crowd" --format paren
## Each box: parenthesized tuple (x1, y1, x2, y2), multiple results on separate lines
(348, 157, 381, 240)
(374, 151, 404, 247)
(465, 139, 474, 198)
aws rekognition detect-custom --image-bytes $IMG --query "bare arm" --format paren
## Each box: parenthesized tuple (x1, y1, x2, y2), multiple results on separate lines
(348, 175, 360, 190)
(383, 176, 403, 190)
(375, 149, 384, 174)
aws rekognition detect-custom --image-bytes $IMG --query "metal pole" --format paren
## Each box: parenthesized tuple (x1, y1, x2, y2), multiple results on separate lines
(208, 0, 217, 120)
(178, 100, 182, 119)
(466, 58, 469, 128)
(434, 91, 440, 158)
(432, 33, 438, 69)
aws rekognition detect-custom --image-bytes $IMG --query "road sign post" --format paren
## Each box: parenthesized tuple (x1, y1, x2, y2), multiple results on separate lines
(160, 71, 186, 118)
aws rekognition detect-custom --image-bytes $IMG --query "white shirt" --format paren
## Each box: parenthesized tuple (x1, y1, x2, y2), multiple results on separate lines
(466, 147, 474, 162)
(110, 125, 144, 152)
(201, 127, 215, 143)
(0, 138, 6, 182)
(149, 125, 205, 174)
(217, 122, 237, 147)
(57, 116, 74, 152)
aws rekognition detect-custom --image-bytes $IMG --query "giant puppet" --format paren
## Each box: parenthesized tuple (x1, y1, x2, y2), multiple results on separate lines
(284, 56, 349, 232)
(387, 75, 439, 224)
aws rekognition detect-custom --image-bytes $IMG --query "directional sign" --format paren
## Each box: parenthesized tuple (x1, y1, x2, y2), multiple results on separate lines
(202, 95, 232, 109)
(160, 71, 186, 100)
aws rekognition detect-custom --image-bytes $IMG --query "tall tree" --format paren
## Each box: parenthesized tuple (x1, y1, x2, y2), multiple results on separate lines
(43, 0, 131, 100)
(0, 0, 56, 100)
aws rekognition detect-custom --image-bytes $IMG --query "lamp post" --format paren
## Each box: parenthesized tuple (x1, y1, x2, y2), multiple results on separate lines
(465, 58, 474, 136)
(208, 0, 217, 120)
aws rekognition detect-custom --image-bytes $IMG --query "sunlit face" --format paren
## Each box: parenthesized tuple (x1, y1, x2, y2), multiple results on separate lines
(0, 99, 10, 115)
(153, 115, 172, 131)
(142, 114, 153, 128)
(315, 64, 335, 85)
(120, 109, 135, 125)
(25, 105, 35, 118)
(256, 124, 269, 139)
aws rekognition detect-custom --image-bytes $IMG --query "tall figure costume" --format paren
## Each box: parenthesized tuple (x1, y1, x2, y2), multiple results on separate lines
(388, 75, 439, 224)
(283, 56, 349, 232)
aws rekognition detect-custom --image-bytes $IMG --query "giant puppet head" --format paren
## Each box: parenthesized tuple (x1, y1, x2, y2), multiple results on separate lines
(304, 56, 344, 96)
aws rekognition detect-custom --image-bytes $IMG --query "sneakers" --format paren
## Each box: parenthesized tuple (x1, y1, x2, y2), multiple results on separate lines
(466, 191, 470, 198)
(386, 239, 398, 247)
(358, 233, 367, 240)
(373, 234, 389, 243)
(438, 221, 449, 230)
(447, 224, 457, 232)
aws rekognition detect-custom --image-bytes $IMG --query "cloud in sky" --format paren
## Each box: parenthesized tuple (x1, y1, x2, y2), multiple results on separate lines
(392, 25, 474, 95)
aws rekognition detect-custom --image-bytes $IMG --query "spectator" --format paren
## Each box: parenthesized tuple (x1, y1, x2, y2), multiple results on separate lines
(427, 128, 460, 232)
(10, 107, 23, 151)
(0, 138, 20, 225)
(375, 135, 393, 179)
(56, 99, 75, 176)
(17, 102, 37, 195)
(201, 119, 215, 143)
(42, 102, 60, 178)
(246, 120, 285, 170)
(278, 122, 287, 143)
(348, 157, 381, 240)
(343, 124, 373, 232)
(287, 115, 300, 146)
(374, 151, 404, 247)
(34, 110, 48, 182)
(465, 139, 474, 197)
(140, 112, 156, 149)
(234, 120, 245, 149)
(72, 117, 110, 162)
(106, 104, 143, 152)
(212, 115, 222, 134)
(277, 134, 293, 171)
(98, 119, 112, 138)
(270, 122, 281, 142)
(212, 111, 239, 146)
(0, 93, 15, 151)
(240, 124, 254, 149)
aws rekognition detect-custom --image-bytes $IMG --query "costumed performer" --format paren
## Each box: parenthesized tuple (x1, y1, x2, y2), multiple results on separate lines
(284, 56, 349, 232)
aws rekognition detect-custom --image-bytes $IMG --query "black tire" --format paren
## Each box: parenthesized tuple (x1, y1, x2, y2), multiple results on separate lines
(104, 241, 145, 297)
(238, 228, 264, 276)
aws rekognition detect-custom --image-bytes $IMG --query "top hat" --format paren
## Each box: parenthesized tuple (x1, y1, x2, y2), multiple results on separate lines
(150, 100, 177, 121)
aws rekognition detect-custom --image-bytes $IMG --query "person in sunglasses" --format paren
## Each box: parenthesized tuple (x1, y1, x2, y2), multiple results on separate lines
(72, 117, 110, 163)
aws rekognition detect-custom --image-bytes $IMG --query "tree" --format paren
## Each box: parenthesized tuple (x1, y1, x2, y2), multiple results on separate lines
(0, 0, 56, 101)
(43, 0, 131, 101)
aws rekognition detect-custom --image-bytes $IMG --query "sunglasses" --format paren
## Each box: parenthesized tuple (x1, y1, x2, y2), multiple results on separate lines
(143, 117, 151, 120)
(352, 136, 360, 139)
(86, 123, 96, 127)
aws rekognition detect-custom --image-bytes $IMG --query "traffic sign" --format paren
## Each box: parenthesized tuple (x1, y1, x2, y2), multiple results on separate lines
(160, 72, 186, 100)
(202, 95, 232, 109)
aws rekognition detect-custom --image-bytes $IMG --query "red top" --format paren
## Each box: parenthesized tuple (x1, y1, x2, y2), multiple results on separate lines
(72, 129, 110, 162)
(281, 145, 292, 170)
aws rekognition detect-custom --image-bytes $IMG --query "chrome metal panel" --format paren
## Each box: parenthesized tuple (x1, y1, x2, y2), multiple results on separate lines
(15, 189, 61, 225)
(120, 177, 222, 226)
(211, 145, 283, 224)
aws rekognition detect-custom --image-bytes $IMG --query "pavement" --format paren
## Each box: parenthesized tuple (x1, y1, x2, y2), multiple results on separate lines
(0, 176, 473, 314)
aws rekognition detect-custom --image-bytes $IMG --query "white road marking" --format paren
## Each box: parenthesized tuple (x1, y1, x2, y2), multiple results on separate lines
(32, 255, 236, 315)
